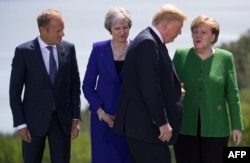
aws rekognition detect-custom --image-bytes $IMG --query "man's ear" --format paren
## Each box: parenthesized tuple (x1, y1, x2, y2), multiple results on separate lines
(161, 20, 168, 30)
(39, 26, 48, 35)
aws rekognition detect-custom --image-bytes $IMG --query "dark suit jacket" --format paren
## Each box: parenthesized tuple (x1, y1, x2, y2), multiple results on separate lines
(9, 37, 81, 136)
(113, 27, 183, 145)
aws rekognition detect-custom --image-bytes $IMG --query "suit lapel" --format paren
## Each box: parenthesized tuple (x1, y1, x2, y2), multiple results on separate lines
(161, 43, 180, 81)
(56, 44, 63, 71)
(103, 41, 122, 83)
(54, 44, 65, 84)
(148, 28, 180, 82)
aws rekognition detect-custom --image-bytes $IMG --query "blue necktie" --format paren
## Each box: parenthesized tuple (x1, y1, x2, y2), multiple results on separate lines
(47, 46, 57, 84)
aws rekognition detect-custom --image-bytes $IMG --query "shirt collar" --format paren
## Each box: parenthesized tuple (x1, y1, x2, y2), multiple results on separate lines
(149, 24, 164, 44)
(38, 36, 56, 49)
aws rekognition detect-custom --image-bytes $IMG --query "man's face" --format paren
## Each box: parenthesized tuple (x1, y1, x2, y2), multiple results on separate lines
(163, 20, 183, 43)
(40, 16, 65, 45)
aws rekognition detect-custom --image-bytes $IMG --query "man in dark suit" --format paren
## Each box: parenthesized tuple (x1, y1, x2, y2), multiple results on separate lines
(113, 4, 187, 163)
(9, 9, 81, 163)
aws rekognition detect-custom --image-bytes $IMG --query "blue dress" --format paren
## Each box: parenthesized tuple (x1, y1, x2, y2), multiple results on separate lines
(82, 40, 130, 163)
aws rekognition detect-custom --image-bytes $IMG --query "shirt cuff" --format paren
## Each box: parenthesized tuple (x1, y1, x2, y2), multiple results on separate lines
(16, 124, 27, 130)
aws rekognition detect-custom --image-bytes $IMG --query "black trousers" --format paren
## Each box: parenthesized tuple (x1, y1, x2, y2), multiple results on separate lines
(174, 134, 228, 163)
(126, 137, 171, 163)
(174, 114, 229, 163)
(22, 112, 71, 163)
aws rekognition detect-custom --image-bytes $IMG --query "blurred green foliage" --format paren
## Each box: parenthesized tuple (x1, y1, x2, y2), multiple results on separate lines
(220, 29, 250, 90)
(228, 99, 250, 146)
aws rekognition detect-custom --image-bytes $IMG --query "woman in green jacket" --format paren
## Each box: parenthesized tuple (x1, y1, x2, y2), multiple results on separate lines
(173, 15, 244, 163)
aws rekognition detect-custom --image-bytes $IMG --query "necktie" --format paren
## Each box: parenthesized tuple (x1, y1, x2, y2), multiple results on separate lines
(47, 46, 57, 84)
(162, 43, 168, 53)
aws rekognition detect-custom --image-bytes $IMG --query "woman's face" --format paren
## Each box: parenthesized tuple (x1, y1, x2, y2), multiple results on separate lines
(192, 23, 215, 50)
(110, 20, 130, 43)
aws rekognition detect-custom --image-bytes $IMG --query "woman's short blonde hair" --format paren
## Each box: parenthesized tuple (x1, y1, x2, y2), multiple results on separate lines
(191, 15, 220, 44)
(104, 7, 132, 33)
(152, 4, 187, 25)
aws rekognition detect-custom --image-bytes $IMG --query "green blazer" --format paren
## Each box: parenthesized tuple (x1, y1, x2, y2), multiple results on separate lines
(173, 47, 243, 137)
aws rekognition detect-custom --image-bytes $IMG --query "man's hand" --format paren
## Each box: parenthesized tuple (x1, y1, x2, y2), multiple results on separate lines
(17, 127, 32, 143)
(158, 123, 172, 142)
(71, 120, 80, 140)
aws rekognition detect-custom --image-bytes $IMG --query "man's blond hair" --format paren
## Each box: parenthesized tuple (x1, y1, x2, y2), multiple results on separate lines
(152, 4, 187, 25)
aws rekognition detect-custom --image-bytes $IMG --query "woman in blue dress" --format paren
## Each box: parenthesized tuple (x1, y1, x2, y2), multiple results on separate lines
(82, 7, 132, 163)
